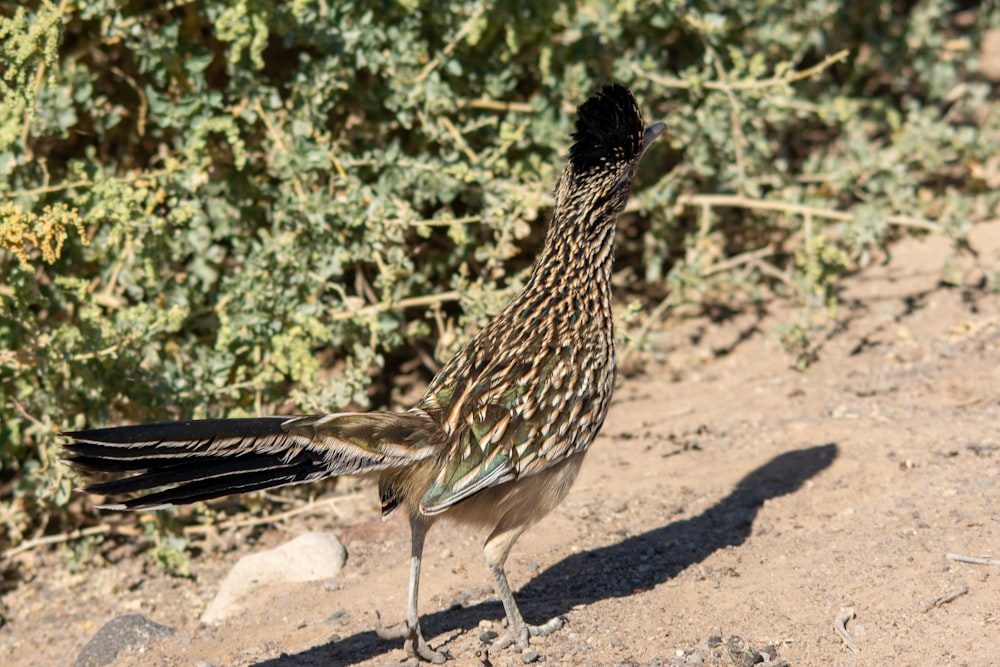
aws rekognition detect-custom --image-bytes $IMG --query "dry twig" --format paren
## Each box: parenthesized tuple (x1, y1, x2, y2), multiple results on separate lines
(947, 552, 1000, 566)
(922, 585, 969, 612)
(1, 524, 140, 561)
(182, 492, 368, 536)
(676, 194, 941, 233)
(2, 493, 368, 559)
(834, 607, 860, 653)
(633, 49, 850, 92)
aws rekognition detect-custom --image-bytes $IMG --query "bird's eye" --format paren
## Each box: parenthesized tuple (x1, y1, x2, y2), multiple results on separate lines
(613, 163, 639, 191)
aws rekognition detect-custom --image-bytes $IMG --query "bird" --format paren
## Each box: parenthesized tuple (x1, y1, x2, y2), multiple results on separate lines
(63, 83, 665, 663)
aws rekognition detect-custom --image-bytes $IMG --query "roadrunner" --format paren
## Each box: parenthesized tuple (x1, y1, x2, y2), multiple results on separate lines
(64, 84, 665, 662)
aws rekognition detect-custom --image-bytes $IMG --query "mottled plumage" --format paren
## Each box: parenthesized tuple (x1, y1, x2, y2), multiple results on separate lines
(63, 84, 664, 662)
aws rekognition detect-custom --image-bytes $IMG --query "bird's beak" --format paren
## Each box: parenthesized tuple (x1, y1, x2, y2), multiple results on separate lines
(642, 122, 666, 155)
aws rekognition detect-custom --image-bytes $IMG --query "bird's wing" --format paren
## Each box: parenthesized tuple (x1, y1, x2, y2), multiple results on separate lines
(417, 340, 605, 515)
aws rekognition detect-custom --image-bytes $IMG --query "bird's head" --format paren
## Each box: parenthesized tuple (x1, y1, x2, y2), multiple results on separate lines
(557, 83, 665, 213)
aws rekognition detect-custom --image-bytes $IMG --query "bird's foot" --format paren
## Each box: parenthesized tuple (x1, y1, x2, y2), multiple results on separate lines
(375, 611, 446, 663)
(489, 616, 564, 652)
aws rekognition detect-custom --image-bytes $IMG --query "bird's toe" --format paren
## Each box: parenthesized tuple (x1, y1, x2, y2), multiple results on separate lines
(374, 611, 445, 663)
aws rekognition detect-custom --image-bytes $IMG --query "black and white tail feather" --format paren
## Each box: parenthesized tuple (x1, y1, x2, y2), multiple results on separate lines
(62, 412, 438, 510)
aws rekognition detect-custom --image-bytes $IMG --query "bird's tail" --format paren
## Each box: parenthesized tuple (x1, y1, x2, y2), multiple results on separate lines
(62, 413, 439, 510)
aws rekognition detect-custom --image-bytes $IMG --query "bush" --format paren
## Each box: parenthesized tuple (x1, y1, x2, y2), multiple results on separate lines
(2, 0, 997, 551)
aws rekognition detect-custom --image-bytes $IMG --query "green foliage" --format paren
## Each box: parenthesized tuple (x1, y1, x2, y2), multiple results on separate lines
(142, 514, 192, 576)
(2, 0, 998, 550)
(0, 1, 62, 150)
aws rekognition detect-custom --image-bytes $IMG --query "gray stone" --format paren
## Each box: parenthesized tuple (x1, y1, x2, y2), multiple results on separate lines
(200, 532, 347, 624)
(74, 614, 175, 667)
(521, 648, 541, 663)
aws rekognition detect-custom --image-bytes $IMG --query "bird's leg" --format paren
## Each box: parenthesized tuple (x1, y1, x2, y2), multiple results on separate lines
(375, 516, 444, 663)
(484, 525, 564, 652)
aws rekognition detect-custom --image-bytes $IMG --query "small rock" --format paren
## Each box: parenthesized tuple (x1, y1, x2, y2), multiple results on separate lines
(450, 586, 489, 609)
(608, 499, 629, 514)
(74, 614, 175, 667)
(480, 630, 499, 642)
(521, 648, 541, 663)
(201, 532, 347, 624)
(724, 635, 762, 667)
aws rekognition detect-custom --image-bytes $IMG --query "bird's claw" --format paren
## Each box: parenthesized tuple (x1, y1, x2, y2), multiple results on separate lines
(375, 611, 446, 663)
(488, 616, 565, 652)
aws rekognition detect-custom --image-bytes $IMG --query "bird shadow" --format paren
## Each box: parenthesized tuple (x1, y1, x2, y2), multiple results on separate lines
(253, 443, 838, 665)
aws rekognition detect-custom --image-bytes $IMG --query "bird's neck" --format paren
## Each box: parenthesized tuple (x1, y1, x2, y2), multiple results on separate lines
(527, 212, 615, 298)
(506, 195, 624, 341)
(523, 174, 628, 304)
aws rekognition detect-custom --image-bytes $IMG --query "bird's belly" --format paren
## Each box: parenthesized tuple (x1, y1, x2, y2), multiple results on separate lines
(441, 452, 586, 533)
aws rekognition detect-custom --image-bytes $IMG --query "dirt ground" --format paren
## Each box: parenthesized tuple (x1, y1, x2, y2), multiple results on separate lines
(2, 225, 999, 667)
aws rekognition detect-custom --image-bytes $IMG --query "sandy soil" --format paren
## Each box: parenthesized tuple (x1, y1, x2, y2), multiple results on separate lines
(2, 226, 999, 667)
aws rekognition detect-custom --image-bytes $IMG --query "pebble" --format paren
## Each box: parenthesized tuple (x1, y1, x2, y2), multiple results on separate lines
(74, 614, 175, 667)
(200, 532, 347, 624)
(521, 648, 541, 663)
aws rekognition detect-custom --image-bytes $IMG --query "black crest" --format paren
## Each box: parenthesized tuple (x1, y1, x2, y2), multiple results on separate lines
(568, 84, 645, 174)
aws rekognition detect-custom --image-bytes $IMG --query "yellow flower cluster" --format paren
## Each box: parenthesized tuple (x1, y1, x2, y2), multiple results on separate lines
(0, 201, 86, 266)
